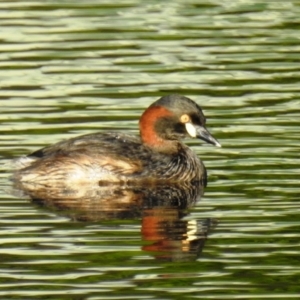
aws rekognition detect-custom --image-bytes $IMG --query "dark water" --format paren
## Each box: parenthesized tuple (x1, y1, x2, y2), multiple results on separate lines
(1, 0, 300, 299)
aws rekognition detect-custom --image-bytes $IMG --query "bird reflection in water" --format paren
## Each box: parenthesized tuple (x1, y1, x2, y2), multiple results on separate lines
(12, 180, 217, 261)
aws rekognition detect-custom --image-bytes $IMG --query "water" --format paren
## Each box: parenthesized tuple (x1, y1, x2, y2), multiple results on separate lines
(1, 0, 300, 299)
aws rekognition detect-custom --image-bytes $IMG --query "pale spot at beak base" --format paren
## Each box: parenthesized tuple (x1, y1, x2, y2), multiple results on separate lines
(185, 122, 197, 138)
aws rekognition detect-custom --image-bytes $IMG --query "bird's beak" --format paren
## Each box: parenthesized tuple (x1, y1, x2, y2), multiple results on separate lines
(185, 123, 221, 147)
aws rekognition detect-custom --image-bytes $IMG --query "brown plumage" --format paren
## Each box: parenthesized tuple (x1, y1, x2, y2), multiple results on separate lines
(13, 94, 221, 187)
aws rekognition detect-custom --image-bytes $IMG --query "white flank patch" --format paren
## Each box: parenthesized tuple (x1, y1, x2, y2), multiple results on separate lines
(12, 156, 37, 169)
(185, 122, 197, 138)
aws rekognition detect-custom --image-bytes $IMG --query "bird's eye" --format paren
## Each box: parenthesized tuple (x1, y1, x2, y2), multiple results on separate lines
(180, 114, 190, 123)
